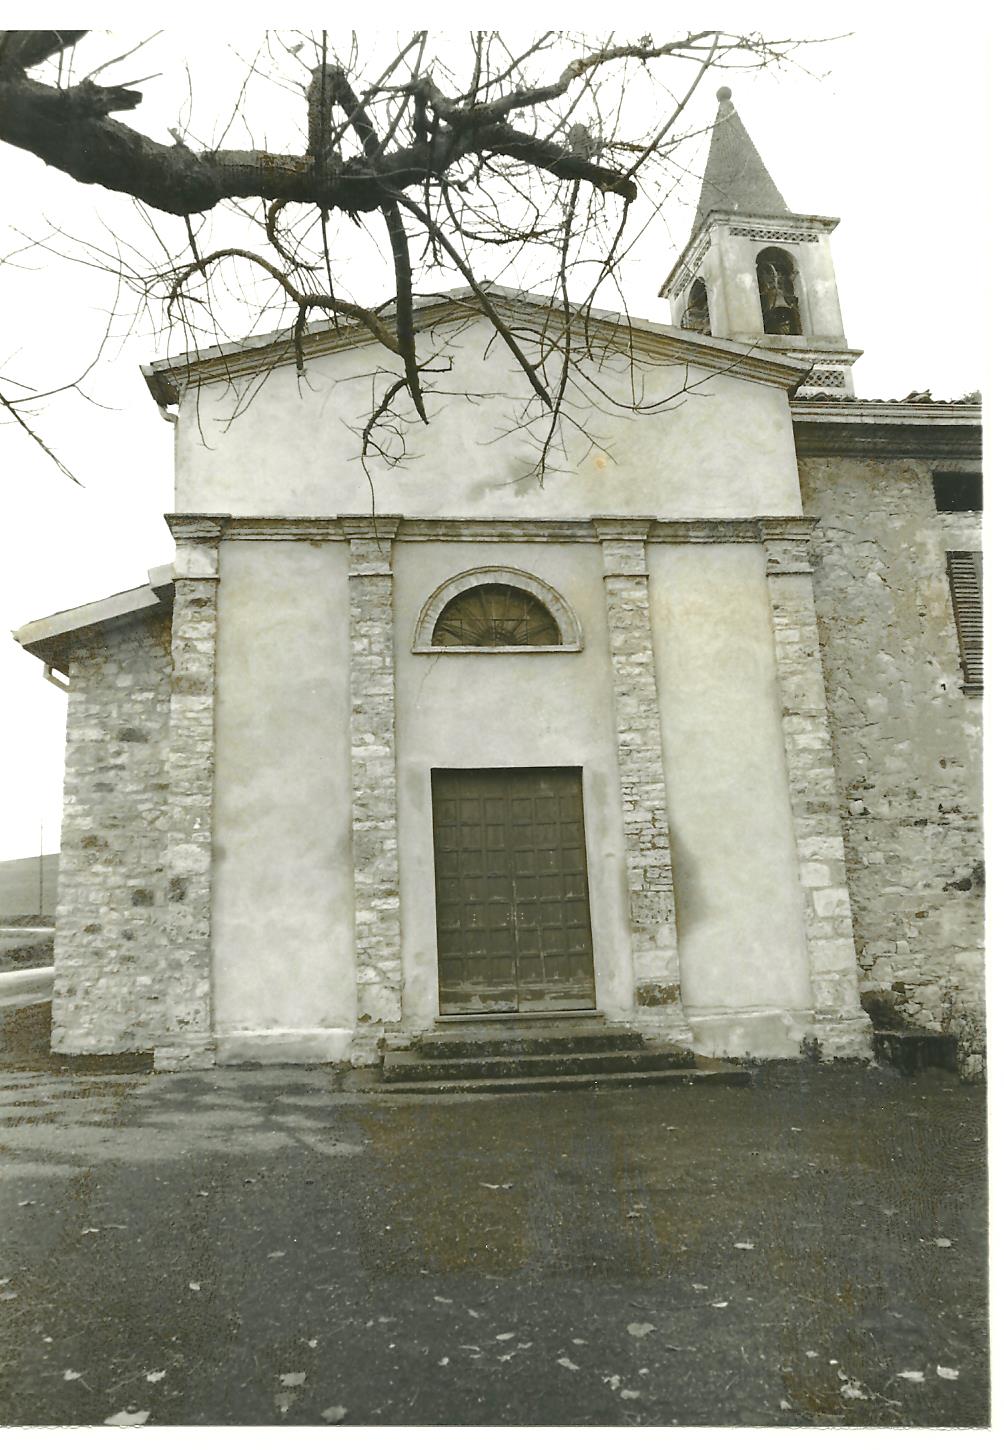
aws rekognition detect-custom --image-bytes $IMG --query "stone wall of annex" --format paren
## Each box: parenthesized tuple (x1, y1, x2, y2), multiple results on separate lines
(50, 612, 173, 1054)
(798, 455, 984, 1077)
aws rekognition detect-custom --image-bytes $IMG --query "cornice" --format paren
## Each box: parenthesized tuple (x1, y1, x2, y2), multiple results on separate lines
(398, 518, 596, 543)
(751, 341, 862, 365)
(341, 514, 402, 541)
(165, 513, 232, 542)
(791, 402, 982, 460)
(173, 513, 818, 547)
(592, 518, 652, 542)
(143, 286, 806, 405)
(223, 516, 345, 541)
(660, 210, 840, 299)
(759, 516, 816, 574)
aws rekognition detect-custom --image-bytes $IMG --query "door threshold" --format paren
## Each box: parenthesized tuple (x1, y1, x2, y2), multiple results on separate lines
(434, 1009, 603, 1025)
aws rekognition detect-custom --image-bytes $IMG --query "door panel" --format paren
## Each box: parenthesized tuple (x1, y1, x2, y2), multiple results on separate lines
(432, 768, 596, 1014)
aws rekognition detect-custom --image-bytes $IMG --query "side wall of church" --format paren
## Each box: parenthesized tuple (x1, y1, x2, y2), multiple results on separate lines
(50, 613, 173, 1054)
(797, 455, 984, 1077)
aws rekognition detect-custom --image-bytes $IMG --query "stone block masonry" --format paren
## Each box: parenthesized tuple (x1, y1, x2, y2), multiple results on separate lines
(50, 613, 173, 1055)
(799, 457, 984, 1078)
(155, 560, 219, 1070)
(762, 524, 873, 1061)
(346, 519, 403, 1055)
(595, 522, 688, 1040)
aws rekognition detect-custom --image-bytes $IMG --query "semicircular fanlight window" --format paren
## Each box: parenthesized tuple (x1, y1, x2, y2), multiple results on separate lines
(431, 584, 561, 648)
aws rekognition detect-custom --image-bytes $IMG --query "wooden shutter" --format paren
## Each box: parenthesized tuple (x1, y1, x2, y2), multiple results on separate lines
(946, 551, 983, 690)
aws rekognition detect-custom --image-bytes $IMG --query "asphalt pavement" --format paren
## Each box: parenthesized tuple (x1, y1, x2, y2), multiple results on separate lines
(0, 1047, 989, 1427)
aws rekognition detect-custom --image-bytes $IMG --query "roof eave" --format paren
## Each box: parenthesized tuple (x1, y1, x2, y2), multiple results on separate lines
(143, 285, 807, 404)
(13, 569, 175, 674)
(792, 401, 982, 461)
(790, 400, 982, 425)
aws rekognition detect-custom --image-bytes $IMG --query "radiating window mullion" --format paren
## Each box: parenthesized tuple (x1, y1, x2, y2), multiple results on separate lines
(430, 583, 561, 649)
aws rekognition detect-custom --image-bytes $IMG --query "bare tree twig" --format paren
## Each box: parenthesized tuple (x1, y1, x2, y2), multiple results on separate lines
(0, 387, 84, 486)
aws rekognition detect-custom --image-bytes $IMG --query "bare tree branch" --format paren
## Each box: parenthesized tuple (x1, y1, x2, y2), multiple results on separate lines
(166, 246, 401, 354)
(0, 30, 87, 74)
(0, 28, 826, 485)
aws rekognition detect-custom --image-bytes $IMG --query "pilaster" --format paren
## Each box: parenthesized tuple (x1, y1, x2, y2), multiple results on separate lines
(594, 520, 689, 1039)
(345, 517, 404, 1045)
(761, 520, 873, 1058)
(155, 516, 228, 1069)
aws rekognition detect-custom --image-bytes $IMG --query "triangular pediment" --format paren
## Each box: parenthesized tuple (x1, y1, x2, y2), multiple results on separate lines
(143, 284, 807, 407)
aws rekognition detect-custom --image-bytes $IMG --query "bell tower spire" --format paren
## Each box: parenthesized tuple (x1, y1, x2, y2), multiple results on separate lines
(695, 86, 790, 226)
(660, 87, 860, 397)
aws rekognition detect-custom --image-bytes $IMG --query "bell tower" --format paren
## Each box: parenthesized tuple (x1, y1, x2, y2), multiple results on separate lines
(660, 87, 860, 397)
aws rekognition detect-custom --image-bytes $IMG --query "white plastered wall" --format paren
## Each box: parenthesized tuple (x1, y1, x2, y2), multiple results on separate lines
(173, 319, 802, 521)
(648, 542, 814, 1057)
(211, 538, 356, 1062)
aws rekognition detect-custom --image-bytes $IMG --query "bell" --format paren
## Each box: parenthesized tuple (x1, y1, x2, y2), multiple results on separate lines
(761, 286, 793, 315)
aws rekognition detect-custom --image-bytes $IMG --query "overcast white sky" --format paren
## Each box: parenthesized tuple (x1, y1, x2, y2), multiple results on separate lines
(0, 6, 992, 862)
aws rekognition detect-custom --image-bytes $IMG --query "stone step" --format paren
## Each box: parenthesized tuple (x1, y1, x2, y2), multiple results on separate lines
(357, 1066, 752, 1095)
(407, 1025, 652, 1059)
(387, 1046, 699, 1082)
(435, 1009, 603, 1024)
(383, 1045, 697, 1082)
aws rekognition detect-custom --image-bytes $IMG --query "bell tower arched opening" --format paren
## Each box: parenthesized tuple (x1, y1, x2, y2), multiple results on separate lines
(757, 247, 802, 336)
(682, 277, 711, 335)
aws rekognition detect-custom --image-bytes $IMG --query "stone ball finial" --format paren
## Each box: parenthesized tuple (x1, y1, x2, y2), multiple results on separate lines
(716, 86, 732, 102)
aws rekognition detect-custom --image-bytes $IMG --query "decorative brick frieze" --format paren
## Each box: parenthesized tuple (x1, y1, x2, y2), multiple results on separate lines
(763, 524, 873, 1059)
(155, 520, 227, 1069)
(346, 519, 404, 1043)
(50, 615, 173, 1055)
(594, 521, 688, 1038)
(729, 224, 820, 243)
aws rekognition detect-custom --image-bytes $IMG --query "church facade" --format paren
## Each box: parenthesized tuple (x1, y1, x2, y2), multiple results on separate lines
(15, 91, 984, 1077)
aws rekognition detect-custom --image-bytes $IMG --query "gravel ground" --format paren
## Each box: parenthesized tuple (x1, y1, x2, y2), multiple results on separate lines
(0, 1041, 988, 1428)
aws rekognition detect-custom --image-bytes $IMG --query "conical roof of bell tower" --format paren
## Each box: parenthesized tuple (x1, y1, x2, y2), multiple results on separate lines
(694, 86, 789, 228)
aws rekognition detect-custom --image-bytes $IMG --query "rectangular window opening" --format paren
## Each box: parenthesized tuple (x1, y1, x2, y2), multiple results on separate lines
(933, 471, 982, 512)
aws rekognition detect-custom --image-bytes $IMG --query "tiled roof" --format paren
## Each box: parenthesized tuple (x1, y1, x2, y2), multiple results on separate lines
(798, 392, 979, 407)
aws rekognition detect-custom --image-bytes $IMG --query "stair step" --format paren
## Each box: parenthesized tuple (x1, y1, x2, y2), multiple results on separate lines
(383, 1046, 696, 1082)
(358, 1067, 752, 1095)
(409, 1026, 650, 1059)
(432, 1015, 603, 1026)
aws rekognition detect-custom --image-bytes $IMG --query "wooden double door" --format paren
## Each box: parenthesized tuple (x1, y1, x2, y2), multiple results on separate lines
(432, 767, 596, 1014)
